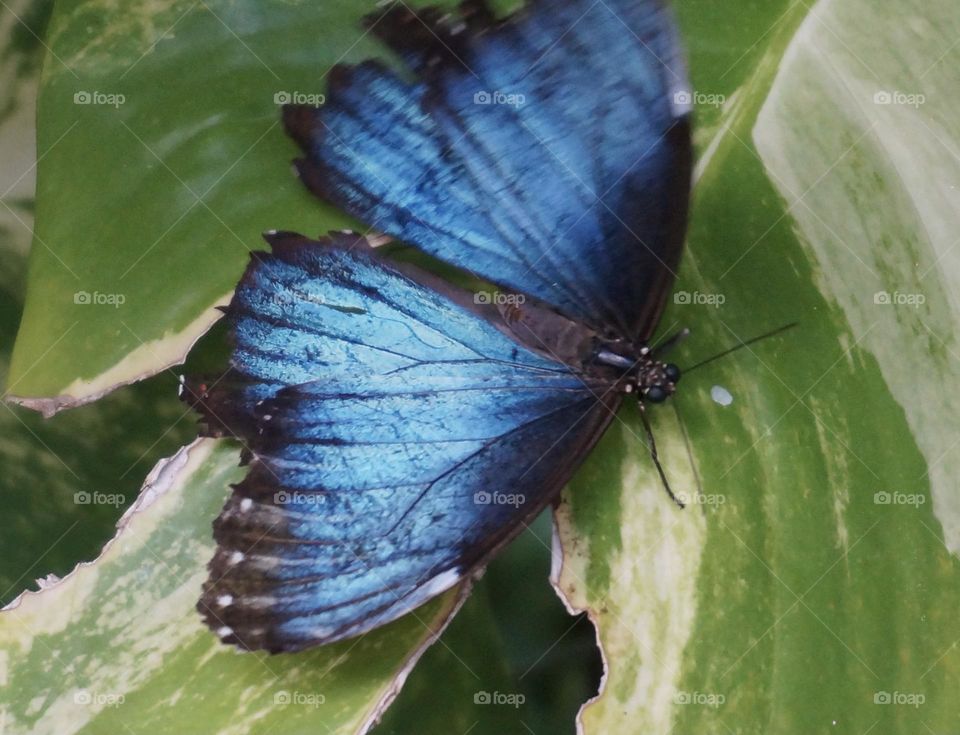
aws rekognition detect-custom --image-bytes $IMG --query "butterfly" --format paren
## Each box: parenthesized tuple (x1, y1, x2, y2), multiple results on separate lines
(185, 0, 693, 652)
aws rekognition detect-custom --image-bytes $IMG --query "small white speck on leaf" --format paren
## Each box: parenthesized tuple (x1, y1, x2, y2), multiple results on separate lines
(711, 385, 734, 406)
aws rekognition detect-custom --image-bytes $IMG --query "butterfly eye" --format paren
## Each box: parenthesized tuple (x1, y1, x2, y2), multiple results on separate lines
(645, 385, 668, 403)
(664, 363, 681, 383)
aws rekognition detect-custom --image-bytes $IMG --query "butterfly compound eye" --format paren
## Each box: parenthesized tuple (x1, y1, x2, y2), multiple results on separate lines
(645, 385, 668, 403)
(664, 363, 681, 383)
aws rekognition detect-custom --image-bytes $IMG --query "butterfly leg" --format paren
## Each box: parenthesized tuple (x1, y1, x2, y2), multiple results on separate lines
(671, 400, 704, 501)
(639, 404, 685, 509)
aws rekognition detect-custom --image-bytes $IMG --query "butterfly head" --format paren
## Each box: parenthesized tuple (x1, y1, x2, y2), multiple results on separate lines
(593, 345, 681, 403)
(638, 360, 681, 404)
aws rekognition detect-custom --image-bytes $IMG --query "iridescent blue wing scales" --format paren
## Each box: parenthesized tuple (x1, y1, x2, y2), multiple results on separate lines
(192, 233, 619, 650)
(284, 0, 692, 339)
(190, 0, 693, 651)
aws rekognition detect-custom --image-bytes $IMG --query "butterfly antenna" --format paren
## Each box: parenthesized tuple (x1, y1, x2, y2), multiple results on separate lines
(639, 407, 685, 509)
(651, 327, 691, 357)
(684, 322, 798, 374)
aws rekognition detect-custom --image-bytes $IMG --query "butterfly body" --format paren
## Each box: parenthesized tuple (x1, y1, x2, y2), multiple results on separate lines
(186, 0, 693, 651)
(464, 292, 679, 395)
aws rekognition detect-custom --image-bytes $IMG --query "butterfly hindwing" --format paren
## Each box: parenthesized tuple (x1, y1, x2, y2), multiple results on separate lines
(192, 233, 620, 650)
(283, 0, 692, 340)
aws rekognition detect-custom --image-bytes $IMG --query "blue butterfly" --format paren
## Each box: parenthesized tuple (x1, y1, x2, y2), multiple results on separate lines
(186, 0, 692, 651)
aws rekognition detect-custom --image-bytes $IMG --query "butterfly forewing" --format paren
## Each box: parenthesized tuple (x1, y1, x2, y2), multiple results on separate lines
(284, 0, 692, 341)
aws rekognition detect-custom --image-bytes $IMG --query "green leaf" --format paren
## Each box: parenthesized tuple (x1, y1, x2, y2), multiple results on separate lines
(0, 363, 200, 607)
(6, 0, 381, 411)
(374, 512, 602, 734)
(554, 0, 960, 732)
(0, 217, 203, 608)
(373, 583, 520, 735)
(0, 439, 468, 735)
(0, 0, 200, 605)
